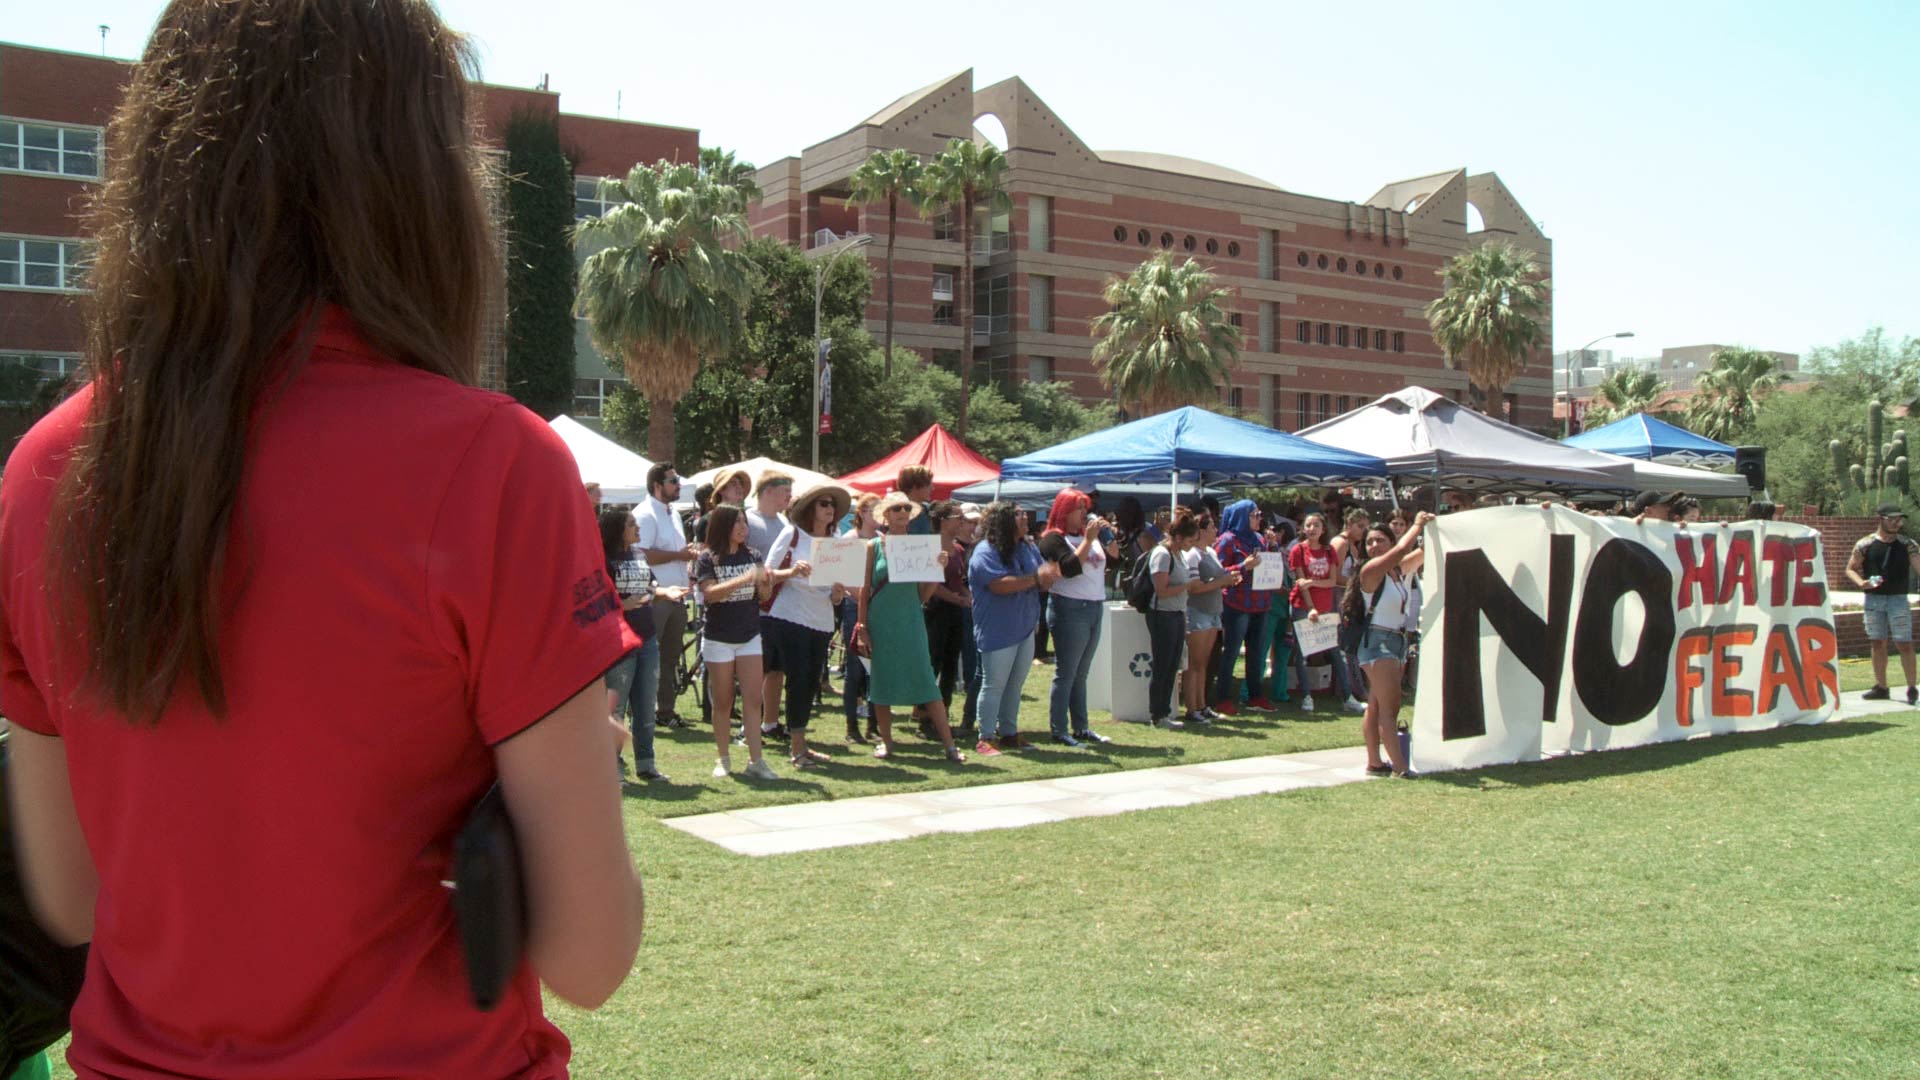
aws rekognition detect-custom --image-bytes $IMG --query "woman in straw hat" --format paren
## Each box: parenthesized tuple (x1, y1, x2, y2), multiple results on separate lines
(853, 493, 967, 763)
(763, 481, 852, 767)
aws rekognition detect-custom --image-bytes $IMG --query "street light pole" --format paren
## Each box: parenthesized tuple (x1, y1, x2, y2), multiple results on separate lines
(810, 233, 872, 470)
(1566, 330, 1635, 436)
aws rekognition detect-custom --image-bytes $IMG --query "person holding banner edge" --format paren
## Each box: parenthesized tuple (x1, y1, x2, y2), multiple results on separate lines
(1350, 513, 1433, 777)
(1846, 503, 1920, 704)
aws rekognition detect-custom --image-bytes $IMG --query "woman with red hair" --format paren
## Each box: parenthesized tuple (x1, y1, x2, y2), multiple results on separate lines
(1035, 489, 1113, 747)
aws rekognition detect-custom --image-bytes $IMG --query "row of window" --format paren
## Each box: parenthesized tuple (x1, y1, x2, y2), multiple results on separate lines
(1296, 393, 1360, 429)
(1295, 321, 1405, 353)
(0, 119, 101, 179)
(1110, 225, 1242, 259)
(1297, 250, 1404, 280)
(0, 352, 80, 407)
(574, 177, 618, 221)
(0, 237, 91, 291)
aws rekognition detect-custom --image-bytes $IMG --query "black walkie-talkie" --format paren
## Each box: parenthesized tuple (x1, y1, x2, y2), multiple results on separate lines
(451, 782, 526, 1011)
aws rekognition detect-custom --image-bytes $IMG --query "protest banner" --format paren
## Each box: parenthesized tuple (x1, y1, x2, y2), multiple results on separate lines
(1411, 506, 1838, 773)
(883, 534, 946, 583)
(1293, 612, 1340, 656)
(808, 536, 869, 590)
(1251, 562, 1287, 592)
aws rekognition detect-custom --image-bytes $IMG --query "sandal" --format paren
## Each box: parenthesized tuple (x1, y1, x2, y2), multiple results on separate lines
(789, 755, 821, 770)
(1365, 763, 1393, 775)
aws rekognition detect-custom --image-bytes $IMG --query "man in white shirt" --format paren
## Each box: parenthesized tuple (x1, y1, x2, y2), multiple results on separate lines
(638, 462, 694, 726)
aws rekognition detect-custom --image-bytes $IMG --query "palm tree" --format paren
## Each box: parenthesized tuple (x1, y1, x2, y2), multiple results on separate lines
(919, 137, 1011, 438)
(698, 146, 762, 202)
(1090, 252, 1243, 415)
(574, 160, 757, 461)
(1687, 346, 1781, 442)
(1584, 369, 1667, 427)
(845, 148, 923, 377)
(1425, 240, 1551, 413)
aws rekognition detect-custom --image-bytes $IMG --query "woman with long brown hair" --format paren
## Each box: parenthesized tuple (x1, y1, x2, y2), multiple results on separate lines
(0, 2, 643, 1076)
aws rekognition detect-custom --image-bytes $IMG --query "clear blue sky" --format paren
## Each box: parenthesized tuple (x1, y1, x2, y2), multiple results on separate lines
(12, 0, 1918, 361)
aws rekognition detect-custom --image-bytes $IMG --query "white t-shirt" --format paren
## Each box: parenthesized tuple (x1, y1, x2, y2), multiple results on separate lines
(636, 494, 689, 588)
(764, 526, 837, 633)
(1049, 533, 1108, 602)
(1367, 572, 1414, 631)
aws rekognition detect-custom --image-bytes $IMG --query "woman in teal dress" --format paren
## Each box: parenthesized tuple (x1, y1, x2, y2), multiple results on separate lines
(855, 493, 967, 763)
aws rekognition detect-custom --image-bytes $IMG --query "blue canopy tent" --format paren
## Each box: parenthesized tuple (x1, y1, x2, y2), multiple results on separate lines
(998, 406, 1388, 509)
(1563, 412, 1736, 467)
(950, 478, 1228, 514)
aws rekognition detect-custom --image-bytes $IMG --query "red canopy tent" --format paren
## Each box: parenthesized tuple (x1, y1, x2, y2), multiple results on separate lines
(839, 423, 1000, 499)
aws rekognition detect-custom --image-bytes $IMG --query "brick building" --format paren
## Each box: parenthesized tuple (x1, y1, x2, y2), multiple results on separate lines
(751, 71, 1554, 429)
(0, 41, 695, 418)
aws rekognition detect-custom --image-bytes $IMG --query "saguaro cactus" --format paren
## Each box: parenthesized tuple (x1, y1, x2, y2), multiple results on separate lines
(1867, 400, 1884, 482)
(1897, 455, 1912, 494)
(1830, 439, 1848, 484)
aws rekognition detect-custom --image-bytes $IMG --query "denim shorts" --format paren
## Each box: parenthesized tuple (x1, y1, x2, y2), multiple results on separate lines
(1355, 625, 1408, 666)
(1863, 593, 1913, 643)
(1187, 608, 1222, 634)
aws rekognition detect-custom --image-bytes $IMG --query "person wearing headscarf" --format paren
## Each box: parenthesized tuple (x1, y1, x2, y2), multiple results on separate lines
(1212, 499, 1273, 714)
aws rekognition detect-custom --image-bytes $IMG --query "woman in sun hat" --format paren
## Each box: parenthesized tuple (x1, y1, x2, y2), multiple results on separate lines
(853, 492, 966, 763)
(762, 480, 852, 767)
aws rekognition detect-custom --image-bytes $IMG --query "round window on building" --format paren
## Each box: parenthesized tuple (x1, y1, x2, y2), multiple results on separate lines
(1337, 258, 1348, 273)
(1113, 225, 1127, 242)
(1137, 228, 1150, 246)
(1392, 265, 1403, 280)
(1205, 238, 1219, 255)
(1297, 251, 1310, 267)
(1160, 232, 1173, 249)
(1374, 263, 1385, 278)
(1355, 260, 1367, 275)
(1317, 254, 1329, 270)
(1227, 241, 1241, 257)
(1183, 234, 1196, 251)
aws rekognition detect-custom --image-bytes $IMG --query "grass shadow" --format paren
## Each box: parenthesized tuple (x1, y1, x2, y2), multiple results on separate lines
(1422, 720, 1897, 790)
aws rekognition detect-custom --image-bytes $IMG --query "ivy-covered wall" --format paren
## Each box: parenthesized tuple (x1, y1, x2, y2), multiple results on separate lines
(502, 110, 578, 419)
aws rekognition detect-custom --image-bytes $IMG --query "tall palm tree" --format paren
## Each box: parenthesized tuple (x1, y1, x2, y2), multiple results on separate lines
(698, 146, 762, 202)
(574, 160, 757, 461)
(1090, 253, 1242, 415)
(1425, 240, 1551, 413)
(1584, 368, 1667, 427)
(1687, 346, 1781, 442)
(919, 137, 1010, 438)
(845, 148, 923, 377)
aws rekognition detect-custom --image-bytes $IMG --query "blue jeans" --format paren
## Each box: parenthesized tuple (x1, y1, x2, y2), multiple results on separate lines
(1047, 596, 1104, 737)
(977, 634, 1035, 741)
(1214, 606, 1270, 703)
(610, 638, 661, 772)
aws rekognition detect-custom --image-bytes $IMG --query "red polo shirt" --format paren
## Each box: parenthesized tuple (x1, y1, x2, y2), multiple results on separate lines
(0, 308, 634, 1079)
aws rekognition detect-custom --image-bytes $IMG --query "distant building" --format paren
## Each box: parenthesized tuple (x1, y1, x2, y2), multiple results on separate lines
(0, 41, 695, 424)
(1558, 344, 1801, 399)
(747, 70, 1555, 429)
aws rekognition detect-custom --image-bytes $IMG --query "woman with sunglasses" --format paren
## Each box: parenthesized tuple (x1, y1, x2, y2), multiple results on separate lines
(853, 494, 966, 763)
(762, 483, 851, 768)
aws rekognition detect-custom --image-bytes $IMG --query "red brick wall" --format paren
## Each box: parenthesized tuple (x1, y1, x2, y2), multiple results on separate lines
(1834, 603, 1920, 658)
(1778, 514, 1881, 591)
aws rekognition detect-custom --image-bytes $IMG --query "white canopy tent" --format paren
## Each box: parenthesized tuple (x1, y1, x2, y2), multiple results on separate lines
(546, 416, 654, 503)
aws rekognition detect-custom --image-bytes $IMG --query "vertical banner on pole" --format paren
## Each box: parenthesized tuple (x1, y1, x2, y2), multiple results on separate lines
(817, 338, 833, 435)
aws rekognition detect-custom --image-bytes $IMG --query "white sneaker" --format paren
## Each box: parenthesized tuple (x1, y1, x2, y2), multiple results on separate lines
(1344, 696, 1367, 714)
(1300, 694, 1315, 713)
(1154, 715, 1185, 730)
(742, 759, 780, 781)
(1201, 707, 1223, 721)
(712, 759, 730, 778)
(1184, 711, 1213, 726)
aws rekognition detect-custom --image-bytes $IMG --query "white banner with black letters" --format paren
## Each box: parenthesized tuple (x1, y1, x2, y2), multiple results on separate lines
(1410, 506, 1839, 773)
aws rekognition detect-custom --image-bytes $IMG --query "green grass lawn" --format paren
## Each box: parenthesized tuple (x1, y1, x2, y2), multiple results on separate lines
(628, 659, 1375, 816)
(46, 659, 1918, 1079)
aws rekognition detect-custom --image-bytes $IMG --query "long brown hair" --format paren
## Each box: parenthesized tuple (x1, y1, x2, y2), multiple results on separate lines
(51, 0, 500, 721)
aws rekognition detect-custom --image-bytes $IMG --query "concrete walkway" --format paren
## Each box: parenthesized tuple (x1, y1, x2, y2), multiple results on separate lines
(664, 745, 1378, 857)
(664, 692, 1913, 857)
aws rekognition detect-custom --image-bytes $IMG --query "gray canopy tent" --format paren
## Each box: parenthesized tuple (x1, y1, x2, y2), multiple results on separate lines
(1299, 387, 1751, 500)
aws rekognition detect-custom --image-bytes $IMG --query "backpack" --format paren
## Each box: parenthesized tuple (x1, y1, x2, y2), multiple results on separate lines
(1125, 547, 1159, 614)
(1339, 573, 1388, 658)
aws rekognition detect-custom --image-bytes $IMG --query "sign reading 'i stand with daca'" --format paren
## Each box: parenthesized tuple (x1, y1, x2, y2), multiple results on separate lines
(1410, 506, 1839, 774)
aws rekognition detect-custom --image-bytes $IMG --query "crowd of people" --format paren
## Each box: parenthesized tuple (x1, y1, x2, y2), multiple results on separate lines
(591, 462, 1458, 782)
